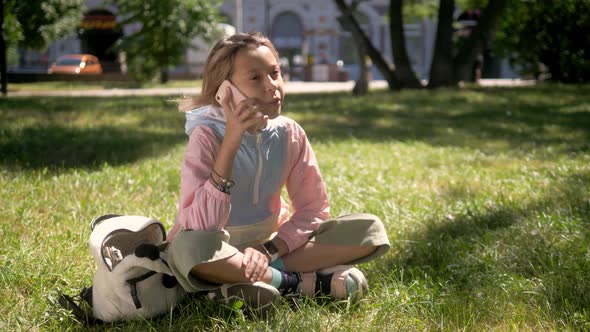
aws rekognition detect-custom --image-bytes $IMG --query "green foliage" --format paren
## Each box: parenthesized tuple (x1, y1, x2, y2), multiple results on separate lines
(400, 0, 488, 23)
(111, 0, 222, 83)
(4, 0, 85, 50)
(456, 0, 489, 11)
(495, 0, 590, 83)
(402, 0, 439, 22)
(1, 85, 590, 330)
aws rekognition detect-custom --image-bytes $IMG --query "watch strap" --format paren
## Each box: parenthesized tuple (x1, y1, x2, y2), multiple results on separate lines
(260, 240, 280, 262)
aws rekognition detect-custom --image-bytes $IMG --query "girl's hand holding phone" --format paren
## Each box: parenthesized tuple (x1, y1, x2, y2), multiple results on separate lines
(217, 80, 268, 135)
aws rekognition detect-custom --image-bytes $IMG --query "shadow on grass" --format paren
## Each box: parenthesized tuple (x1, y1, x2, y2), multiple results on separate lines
(70, 294, 241, 331)
(59, 292, 344, 330)
(0, 96, 185, 171)
(0, 125, 183, 169)
(378, 170, 590, 327)
(0, 95, 181, 120)
(287, 84, 590, 154)
(2, 84, 589, 170)
(9, 79, 201, 92)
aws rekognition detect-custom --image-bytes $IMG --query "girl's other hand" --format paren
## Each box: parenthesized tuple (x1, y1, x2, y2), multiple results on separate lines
(241, 246, 269, 283)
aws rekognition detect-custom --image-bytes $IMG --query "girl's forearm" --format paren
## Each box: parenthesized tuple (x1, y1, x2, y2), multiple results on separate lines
(212, 132, 242, 180)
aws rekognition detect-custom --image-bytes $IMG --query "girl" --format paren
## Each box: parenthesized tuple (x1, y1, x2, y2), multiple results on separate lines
(166, 32, 390, 313)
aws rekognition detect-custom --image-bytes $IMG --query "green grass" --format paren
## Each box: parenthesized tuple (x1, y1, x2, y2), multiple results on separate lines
(8, 79, 201, 92)
(1, 84, 589, 331)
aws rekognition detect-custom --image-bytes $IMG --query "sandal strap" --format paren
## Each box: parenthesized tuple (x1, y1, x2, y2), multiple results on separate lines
(330, 268, 350, 299)
(318, 265, 368, 300)
(299, 272, 317, 296)
(346, 267, 369, 297)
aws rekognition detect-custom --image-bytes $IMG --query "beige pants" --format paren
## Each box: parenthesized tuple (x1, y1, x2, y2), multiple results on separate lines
(166, 213, 390, 292)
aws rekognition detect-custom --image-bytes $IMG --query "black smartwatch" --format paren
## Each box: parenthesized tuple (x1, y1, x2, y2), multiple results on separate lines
(261, 240, 280, 262)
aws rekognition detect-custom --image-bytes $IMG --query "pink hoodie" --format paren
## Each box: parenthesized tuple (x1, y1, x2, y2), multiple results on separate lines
(167, 105, 330, 253)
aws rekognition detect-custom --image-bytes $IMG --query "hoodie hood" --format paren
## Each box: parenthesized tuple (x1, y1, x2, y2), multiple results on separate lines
(185, 105, 277, 146)
(185, 105, 226, 137)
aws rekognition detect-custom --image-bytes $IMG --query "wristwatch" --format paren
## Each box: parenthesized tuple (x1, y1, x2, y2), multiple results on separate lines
(261, 240, 280, 262)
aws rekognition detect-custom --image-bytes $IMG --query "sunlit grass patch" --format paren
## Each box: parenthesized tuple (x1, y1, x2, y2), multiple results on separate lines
(1, 83, 589, 331)
(8, 79, 202, 92)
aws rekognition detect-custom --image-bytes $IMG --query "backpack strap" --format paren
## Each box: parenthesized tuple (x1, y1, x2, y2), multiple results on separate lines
(58, 286, 101, 325)
(90, 214, 122, 230)
(125, 242, 173, 309)
(126, 271, 157, 309)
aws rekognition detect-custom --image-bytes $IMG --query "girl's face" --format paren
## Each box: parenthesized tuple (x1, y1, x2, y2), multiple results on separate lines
(229, 45, 284, 119)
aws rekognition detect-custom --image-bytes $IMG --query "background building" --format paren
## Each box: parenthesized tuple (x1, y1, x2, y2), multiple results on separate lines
(218, 0, 436, 81)
(12, 0, 517, 80)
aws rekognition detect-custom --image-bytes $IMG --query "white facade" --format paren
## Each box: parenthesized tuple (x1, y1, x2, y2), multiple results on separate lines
(214, 0, 517, 79)
(216, 0, 438, 80)
(12, 0, 517, 79)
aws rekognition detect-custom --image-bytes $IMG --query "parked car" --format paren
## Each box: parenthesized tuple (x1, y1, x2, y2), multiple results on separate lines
(48, 54, 103, 75)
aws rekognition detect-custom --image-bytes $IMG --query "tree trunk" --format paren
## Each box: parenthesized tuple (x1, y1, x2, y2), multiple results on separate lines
(453, 0, 508, 84)
(389, 0, 422, 88)
(427, 0, 455, 88)
(336, 13, 368, 95)
(160, 67, 168, 84)
(352, 44, 369, 96)
(334, 0, 401, 90)
(0, 0, 7, 96)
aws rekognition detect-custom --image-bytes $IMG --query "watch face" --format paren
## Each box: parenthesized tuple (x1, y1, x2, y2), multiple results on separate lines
(263, 241, 279, 255)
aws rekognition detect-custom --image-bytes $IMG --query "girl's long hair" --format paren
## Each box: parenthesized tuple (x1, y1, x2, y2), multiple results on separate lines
(179, 31, 279, 111)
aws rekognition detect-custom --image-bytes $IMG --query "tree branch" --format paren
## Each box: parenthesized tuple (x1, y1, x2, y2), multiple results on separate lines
(334, 0, 401, 90)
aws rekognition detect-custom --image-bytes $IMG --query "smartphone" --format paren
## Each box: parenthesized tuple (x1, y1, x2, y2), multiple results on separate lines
(215, 80, 247, 108)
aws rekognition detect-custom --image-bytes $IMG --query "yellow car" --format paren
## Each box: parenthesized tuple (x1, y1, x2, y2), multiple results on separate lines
(48, 54, 103, 75)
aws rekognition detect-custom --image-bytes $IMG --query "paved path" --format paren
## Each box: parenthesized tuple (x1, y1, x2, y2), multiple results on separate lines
(7, 79, 534, 97)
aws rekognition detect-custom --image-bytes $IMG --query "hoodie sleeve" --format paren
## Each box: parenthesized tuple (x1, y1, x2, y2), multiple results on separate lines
(277, 121, 330, 252)
(167, 126, 231, 241)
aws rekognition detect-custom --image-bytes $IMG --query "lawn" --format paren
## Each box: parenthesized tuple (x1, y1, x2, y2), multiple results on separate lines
(1, 84, 589, 331)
